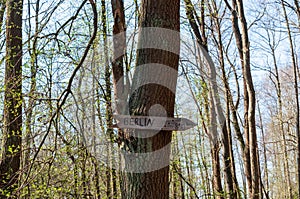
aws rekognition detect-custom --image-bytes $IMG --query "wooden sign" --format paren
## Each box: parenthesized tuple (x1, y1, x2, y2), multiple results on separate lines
(112, 115, 196, 131)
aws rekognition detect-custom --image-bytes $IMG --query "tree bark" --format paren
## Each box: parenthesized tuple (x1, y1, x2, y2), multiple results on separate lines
(293, 0, 300, 27)
(101, 0, 117, 198)
(281, 0, 299, 197)
(273, 37, 293, 199)
(111, 0, 126, 115)
(225, 0, 260, 197)
(0, 0, 5, 34)
(236, 0, 260, 197)
(183, 1, 225, 197)
(120, 0, 180, 198)
(0, 0, 23, 197)
(23, 1, 39, 197)
(257, 102, 270, 199)
(110, 0, 127, 198)
(208, 1, 240, 197)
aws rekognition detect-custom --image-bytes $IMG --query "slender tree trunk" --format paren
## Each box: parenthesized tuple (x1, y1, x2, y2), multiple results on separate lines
(209, 1, 240, 196)
(91, 44, 101, 199)
(281, 0, 299, 197)
(293, 0, 300, 27)
(272, 41, 293, 198)
(0, 0, 23, 197)
(172, 143, 185, 199)
(224, 2, 252, 197)
(101, 0, 116, 198)
(183, 1, 225, 197)
(171, 135, 183, 199)
(208, 88, 224, 199)
(111, 0, 126, 115)
(184, 0, 240, 197)
(23, 1, 39, 197)
(225, 48, 248, 198)
(182, 63, 212, 198)
(237, 0, 260, 196)
(225, 0, 260, 197)
(110, 1, 126, 197)
(257, 102, 270, 199)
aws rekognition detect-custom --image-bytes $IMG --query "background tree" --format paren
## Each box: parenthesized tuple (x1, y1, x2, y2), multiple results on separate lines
(0, 0, 23, 197)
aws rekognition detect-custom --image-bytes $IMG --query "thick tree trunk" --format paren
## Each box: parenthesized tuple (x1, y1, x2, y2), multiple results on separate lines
(120, 0, 180, 198)
(0, 0, 23, 197)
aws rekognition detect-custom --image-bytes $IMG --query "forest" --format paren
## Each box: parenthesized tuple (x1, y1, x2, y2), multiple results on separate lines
(0, 0, 300, 198)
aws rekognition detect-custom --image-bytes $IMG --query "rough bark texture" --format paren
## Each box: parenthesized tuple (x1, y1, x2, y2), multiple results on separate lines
(0, 0, 5, 34)
(0, 0, 23, 197)
(121, 0, 180, 198)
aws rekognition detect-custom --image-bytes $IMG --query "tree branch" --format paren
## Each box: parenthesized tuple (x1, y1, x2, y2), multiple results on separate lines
(21, 0, 98, 189)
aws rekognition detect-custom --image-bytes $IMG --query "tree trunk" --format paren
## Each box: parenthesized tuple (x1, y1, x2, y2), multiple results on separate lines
(238, 1, 260, 196)
(293, 0, 300, 27)
(281, 0, 299, 197)
(257, 102, 270, 198)
(120, 0, 180, 198)
(101, 0, 116, 198)
(272, 36, 293, 198)
(208, 1, 240, 196)
(91, 47, 101, 199)
(111, 0, 126, 115)
(0, 0, 5, 34)
(225, 0, 260, 197)
(183, 1, 226, 197)
(0, 0, 23, 197)
(110, 1, 126, 197)
(23, 1, 40, 196)
(236, 1, 260, 195)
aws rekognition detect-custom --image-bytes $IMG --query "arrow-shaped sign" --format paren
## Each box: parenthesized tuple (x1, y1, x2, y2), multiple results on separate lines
(112, 115, 196, 131)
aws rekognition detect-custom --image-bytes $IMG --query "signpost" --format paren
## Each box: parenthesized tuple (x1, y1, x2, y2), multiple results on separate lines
(112, 115, 196, 131)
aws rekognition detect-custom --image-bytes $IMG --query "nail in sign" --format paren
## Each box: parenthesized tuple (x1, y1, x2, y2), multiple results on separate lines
(113, 115, 196, 131)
